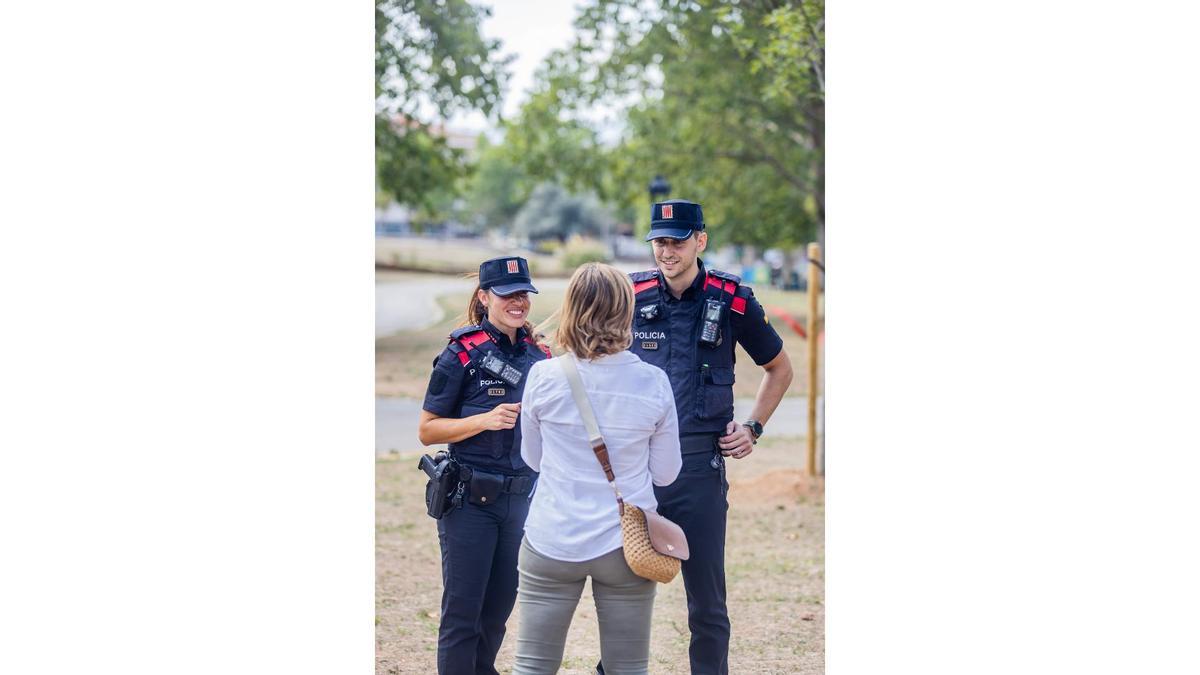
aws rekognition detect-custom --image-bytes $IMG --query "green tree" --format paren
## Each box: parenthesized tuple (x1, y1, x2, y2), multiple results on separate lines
(375, 0, 512, 211)
(511, 183, 615, 243)
(465, 137, 532, 231)
(505, 0, 824, 250)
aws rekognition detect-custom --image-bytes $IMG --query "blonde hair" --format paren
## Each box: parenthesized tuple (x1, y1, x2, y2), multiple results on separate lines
(556, 263, 634, 359)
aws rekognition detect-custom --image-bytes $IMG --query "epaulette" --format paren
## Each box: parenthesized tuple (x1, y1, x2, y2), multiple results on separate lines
(630, 269, 660, 295)
(707, 268, 742, 285)
(449, 324, 482, 340)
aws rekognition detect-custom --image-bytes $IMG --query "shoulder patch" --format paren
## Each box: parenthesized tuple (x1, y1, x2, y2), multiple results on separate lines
(428, 369, 448, 395)
(449, 324, 482, 340)
(629, 269, 660, 283)
(734, 285, 753, 298)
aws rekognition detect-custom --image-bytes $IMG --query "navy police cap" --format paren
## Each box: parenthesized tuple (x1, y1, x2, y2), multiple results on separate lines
(479, 256, 538, 296)
(646, 199, 704, 241)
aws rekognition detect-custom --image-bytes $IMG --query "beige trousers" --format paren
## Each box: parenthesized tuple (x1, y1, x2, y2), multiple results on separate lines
(512, 537, 657, 675)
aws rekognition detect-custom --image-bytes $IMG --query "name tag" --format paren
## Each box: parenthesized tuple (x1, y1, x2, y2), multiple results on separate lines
(641, 341, 658, 350)
(488, 387, 505, 396)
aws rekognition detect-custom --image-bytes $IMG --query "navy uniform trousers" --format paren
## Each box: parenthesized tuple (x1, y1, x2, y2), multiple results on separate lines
(436, 489, 530, 675)
(653, 438, 730, 675)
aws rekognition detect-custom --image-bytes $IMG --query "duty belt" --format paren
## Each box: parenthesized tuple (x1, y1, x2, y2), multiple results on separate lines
(680, 432, 720, 455)
(457, 465, 535, 495)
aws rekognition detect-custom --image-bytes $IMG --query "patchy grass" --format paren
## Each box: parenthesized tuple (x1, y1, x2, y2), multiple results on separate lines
(375, 435, 824, 674)
(376, 237, 569, 276)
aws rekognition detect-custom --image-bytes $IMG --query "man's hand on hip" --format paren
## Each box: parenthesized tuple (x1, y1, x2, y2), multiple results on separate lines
(718, 420, 755, 459)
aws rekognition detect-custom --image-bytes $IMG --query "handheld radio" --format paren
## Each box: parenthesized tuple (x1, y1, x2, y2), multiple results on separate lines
(480, 351, 523, 387)
(699, 299, 724, 347)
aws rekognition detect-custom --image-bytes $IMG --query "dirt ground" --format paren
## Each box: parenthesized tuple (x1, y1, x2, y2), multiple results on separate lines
(376, 435, 824, 674)
(377, 267, 824, 672)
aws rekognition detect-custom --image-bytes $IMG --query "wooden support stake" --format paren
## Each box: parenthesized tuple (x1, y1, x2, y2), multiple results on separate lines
(806, 243, 821, 477)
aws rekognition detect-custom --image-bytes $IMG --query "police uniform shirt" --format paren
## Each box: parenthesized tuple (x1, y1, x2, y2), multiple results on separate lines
(630, 259, 784, 435)
(422, 318, 545, 474)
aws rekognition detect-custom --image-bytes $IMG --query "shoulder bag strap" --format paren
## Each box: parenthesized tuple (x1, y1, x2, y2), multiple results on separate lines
(558, 353, 625, 514)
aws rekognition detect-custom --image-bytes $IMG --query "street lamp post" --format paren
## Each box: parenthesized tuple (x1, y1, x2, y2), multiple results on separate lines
(648, 174, 671, 205)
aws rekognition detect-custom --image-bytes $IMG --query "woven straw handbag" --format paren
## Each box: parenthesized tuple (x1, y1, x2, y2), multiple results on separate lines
(559, 354, 689, 583)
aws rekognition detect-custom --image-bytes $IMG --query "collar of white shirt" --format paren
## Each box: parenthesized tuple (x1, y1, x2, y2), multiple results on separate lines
(572, 351, 640, 366)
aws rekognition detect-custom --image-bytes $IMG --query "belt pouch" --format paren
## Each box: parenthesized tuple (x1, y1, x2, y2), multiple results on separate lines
(468, 470, 504, 506)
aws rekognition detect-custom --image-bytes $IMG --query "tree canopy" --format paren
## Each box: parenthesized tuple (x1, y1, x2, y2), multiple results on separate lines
(511, 183, 614, 243)
(375, 0, 512, 210)
(374, 0, 825, 251)
(503, 0, 824, 249)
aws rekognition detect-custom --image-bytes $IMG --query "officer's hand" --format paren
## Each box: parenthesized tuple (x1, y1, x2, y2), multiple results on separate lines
(480, 402, 521, 431)
(717, 420, 755, 460)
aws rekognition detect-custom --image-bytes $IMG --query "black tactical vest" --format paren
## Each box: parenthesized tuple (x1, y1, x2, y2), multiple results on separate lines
(628, 268, 742, 432)
(445, 323, 549, 472)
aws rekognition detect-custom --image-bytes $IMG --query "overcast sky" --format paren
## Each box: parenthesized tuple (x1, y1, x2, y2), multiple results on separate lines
(444, 0, 581, 134)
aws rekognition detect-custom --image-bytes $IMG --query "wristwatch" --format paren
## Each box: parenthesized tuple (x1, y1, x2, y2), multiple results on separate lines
(742, 419, 764, 444)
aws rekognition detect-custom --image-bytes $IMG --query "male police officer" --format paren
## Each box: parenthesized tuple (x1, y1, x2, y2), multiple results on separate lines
(625, 199, 793, 674)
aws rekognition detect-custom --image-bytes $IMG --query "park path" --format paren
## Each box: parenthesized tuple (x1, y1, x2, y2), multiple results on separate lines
(375, 276, 473, 337)
(375, 271, 822, 454)
(375, 272, 572, 337)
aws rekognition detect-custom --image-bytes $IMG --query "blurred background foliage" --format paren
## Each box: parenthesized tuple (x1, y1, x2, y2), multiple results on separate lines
(375, 0, 510, 213)
(376, 0, 824, 250)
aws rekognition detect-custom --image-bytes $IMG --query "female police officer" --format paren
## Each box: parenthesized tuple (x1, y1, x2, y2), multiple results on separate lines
(418, 256, 551, 675)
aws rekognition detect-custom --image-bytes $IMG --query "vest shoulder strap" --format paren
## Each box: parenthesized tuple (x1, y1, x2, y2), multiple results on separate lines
(731, 284, 752, 315)
(448, 326, 493, 366)
(630, 269, 661, 296)
(703, 269, 740, 300)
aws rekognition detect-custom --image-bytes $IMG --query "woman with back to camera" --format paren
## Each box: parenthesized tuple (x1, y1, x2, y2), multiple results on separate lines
(418, 256, 551, 675)
(512, 262, 682, 675)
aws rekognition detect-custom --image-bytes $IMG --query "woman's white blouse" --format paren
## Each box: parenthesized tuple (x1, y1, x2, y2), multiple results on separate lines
(520, 351, 681, 562)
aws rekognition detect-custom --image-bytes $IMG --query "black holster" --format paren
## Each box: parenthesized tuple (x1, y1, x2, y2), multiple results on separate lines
(418, 452, 458, 519)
